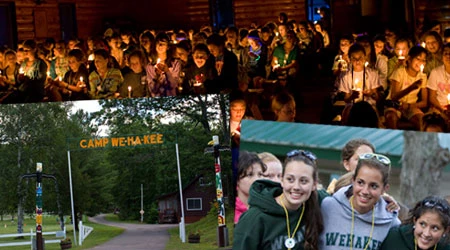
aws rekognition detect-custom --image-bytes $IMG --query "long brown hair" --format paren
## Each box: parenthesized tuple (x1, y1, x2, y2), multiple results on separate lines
(284, 152, 323, 250)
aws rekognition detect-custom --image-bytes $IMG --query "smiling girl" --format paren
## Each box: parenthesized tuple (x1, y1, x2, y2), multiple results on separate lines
(381, 196, 450, 250)
(319, 153, 400, 250)
(233, 149, 325, 250)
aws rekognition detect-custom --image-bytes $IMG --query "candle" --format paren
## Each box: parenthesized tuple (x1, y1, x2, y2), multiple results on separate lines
(47, 71, 50, 77)
(364, 62, 369, 68)
(80, 76, 83, 82)
(128, 86, 132, 98)
(19, 67, 24, 74)
(156, 58, 161, 64)
(447, 94, 450, 105)
(398, 50, 405, 60)
(275, 32, 279, 37)
(421, 42, 426, 48)
(58, 76, 62, 81)
(353, 78, 360, 90)
(420, 64, 424, 74)
(339, 55, 343, 61)
(273, 59, 280, 70)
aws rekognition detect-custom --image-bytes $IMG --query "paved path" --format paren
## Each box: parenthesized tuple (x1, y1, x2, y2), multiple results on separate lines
(86, 214, 177, 250)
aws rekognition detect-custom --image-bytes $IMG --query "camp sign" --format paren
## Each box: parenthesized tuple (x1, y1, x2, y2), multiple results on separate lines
(68, 133, 167, 150)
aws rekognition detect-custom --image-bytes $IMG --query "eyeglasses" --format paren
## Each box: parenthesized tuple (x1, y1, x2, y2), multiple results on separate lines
(286, 149, 317, 162)
(421, 199, 450, 214)
(359, 153, 391, 167)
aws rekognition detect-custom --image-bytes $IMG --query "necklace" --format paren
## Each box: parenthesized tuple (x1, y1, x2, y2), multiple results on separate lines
(414, 237, 437, 250)
(349, 196, 375, 250)
(279, 193, 305, 250)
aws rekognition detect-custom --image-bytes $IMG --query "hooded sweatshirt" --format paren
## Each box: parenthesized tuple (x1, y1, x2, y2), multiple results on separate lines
(319, 185, 401, 250)
(233, 179, 327, 250)
(380, 224, 450, 250)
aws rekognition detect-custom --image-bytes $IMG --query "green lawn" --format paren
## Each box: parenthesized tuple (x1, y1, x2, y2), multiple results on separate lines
(0, 215, 124, 250)
(165, 209, 234, 250)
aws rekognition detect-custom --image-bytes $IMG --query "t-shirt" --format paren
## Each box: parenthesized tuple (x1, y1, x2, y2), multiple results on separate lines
(337, 68, 381, 105)
(427, 65, 450, 107)
(387, 67, 427, 104)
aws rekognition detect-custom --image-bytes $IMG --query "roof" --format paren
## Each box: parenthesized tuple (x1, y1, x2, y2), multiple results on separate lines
(240, 120, 404, 167)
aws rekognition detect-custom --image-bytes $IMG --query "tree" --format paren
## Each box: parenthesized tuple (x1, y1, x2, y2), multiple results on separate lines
(399, 131, 450, 207)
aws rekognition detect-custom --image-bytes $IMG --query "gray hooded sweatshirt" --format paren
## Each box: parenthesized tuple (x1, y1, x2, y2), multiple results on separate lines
(319, 185, 400, 250)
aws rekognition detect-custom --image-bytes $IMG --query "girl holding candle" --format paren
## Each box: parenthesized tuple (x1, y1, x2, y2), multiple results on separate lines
(426, 43, 450, 119)
(384, 46, 428, 130)
(380, 196, 450, 250)
(88, 49, 123, 99)
(332, 34, 353, 76)
(181, 43, 216, 95)
(15, 39, 48, 103)
(119, 50, 147, 98)
(336, 44, 383, 125)
(146, 32, 182, 97)
(387, 37, 412, 81)
(0, 50, 20, 90)
(271, 30, 299, 88)
(234, 149, 325, 250)
(48, 49, 89, 101)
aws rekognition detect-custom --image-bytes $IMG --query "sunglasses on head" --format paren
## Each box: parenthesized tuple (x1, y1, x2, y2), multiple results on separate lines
(286, 149, 317, 162)
(421, 199, 450, 214)
(359, 153, 391, 167)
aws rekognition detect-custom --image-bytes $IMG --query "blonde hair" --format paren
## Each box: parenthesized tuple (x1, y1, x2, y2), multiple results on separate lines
(257, 152, 281, 165)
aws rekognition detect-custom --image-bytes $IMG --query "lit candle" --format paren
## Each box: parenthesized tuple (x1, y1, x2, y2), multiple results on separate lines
(19, 67, 24, 74)
(447, 94, 450, 105)
(420, 64, 424, 74)
(398, 50, 405, 60)
(364, 61, 369, 68)
(156, 58, 161, 64)
(47, 71, 50, 77)
(275, 32, 279, 37)
(353, 78, 360, 90)
(421, 42, 426, 48)
(128, 86, 132, 98)
(273, 59, 280, 70)
(58, 76, 62, 81)
(339, 55, 343, 61)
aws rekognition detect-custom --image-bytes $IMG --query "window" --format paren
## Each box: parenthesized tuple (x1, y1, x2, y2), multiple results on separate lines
(186, 198, 202, 211)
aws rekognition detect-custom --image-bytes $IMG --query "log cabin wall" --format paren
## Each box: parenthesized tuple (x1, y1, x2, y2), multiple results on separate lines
(233, 0, 308, 29)
(1, 0, 127, 44)
(123, 0, 210, 31)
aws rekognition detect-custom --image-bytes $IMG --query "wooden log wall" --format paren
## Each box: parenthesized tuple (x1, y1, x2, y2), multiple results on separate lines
(1, 0, 127, 43)
(233, 0, 307, 28)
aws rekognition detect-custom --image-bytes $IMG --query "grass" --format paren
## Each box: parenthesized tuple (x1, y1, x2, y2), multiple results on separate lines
(0, 215, 124, 250)
(165, 208, 234, 250)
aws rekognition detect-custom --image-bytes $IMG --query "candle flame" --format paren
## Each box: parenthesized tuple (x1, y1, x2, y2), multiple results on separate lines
(128, 86, 132, 91)
(447, 94, 450, 105)
(80, 76, 83, 82)
(47, 71, 50, 77)
(156, 58, 161, 64)
(420, 64, 424, 73)
(364, 62, 369, 67)
(421, 42, 426, 48)
(19, 67, 24, 74)
(399, 50, 403, 56)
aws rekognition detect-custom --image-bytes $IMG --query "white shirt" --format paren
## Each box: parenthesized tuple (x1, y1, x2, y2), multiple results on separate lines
(427, 65, 450, 107)
(337, 67, 381, 105)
